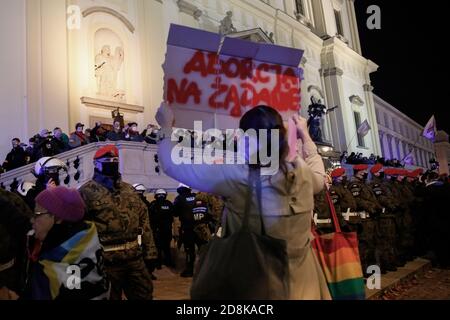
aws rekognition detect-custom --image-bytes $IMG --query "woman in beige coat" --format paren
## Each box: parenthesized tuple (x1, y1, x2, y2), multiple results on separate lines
(156, 104, 331, 300)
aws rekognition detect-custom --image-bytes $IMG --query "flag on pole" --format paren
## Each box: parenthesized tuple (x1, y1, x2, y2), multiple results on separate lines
(422, 115, 437, 141)
(357, 120, 371, 137)
(403, 150, 415, 165)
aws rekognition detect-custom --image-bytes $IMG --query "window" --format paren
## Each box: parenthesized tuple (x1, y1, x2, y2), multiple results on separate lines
(353, 111, 365, 148)
(384, 113, 389, 129)
(334, 10, 344, 36)
(295, 0, 305, 16)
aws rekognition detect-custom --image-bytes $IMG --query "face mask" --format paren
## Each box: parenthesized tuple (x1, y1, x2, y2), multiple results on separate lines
(156, 195, 166, 201)
(131, 126, 138, 132)
(378, 172, 385, 179)
(362, 173, 368, 181)
(101, 162, 119, 177)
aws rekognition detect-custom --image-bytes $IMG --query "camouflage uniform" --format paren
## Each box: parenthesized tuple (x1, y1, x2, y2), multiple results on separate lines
(397, 179, 415, 261)
(79, 173, 157, 300)
(348, 178, 382, 275)
(196, 192, 224, 233)
(313, 190, 333, 234)
(329, 181, 357, 233)
(369, 176, 398, 272)
(0, 189, 32, 295)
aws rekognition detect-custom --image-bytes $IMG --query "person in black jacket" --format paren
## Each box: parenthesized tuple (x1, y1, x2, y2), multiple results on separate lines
(2, 138, 27, 171)
(174, 184, 198, 277)
(148, 189, 175, 269)
(0, 188, 33, 299)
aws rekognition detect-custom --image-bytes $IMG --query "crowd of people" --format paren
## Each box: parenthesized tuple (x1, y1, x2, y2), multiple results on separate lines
(341, 151, 405, 167)
(0, 143, 224, 300)
(1, 103, 449, 300)
(0, 121, 161, 173)
(315, 164, 450, 278)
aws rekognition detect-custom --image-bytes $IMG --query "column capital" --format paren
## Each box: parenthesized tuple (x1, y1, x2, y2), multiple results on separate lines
(320, 67, 344, 77)
(363, 84, 374, 92)
(177, 0, 202, 20)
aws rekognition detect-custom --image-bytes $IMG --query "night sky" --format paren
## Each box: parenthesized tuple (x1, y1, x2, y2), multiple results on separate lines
(354, 1, 450, 135)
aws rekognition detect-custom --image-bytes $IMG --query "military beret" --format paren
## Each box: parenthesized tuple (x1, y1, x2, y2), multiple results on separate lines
(353, 164, 369, 171)
(384, 168, 397, 176)
(331, 168, 346, 178)
(94, 145, 119, 160)
(370, 164, 383, 174)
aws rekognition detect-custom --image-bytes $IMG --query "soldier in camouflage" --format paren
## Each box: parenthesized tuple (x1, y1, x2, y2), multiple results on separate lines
(396, 169, 415, 262)
(329, 168, 357, 233)
(369, 164, 398, 273)
(349, 164, 382, 276)
(196, 192, 224, 234)
(79, 145, 157, 300)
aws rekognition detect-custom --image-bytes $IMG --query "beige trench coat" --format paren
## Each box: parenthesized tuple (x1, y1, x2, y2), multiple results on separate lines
(158, 136, 331, 300)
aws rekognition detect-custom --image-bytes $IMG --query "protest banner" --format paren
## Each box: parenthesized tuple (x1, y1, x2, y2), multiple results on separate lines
(163, 24, 305, 130)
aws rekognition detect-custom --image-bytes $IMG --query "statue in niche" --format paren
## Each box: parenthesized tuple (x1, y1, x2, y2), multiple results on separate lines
(219, 11, 237, 35)
(95, 45, 124, 99)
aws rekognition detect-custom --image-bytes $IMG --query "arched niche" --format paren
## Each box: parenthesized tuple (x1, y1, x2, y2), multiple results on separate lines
(83, 6, 135, 33)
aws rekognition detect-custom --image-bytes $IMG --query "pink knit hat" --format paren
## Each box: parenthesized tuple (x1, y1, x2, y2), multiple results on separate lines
(35, 187, 85, 222)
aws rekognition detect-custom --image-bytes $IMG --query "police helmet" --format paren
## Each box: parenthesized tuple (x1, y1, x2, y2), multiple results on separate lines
(133, 183, 147, 193)
(17, 181, 35, 197)
(34, 157, 68, 177)
(155, 188, 167, 196)
(177, 183, 191, 192)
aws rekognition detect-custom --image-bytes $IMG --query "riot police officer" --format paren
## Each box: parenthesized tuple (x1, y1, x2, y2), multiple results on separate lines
(26, 157, 68, 209)
(132, 183, 158, 280)
(149, 189, 175, 269)
(173, 184, 197, 277)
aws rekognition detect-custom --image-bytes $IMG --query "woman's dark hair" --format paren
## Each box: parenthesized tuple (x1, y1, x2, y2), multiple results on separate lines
(239, 105, 289, 171)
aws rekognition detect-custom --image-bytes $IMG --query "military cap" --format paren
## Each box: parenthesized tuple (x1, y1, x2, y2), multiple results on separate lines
(384, 168, 397, 176)
(353, 164, 369, 171)
(370, 163, 383, 174)
(331, 168, 346, 178)
(94, 145, 119, 160)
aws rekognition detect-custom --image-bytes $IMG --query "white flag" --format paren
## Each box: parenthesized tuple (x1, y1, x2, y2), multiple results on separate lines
(422, 115, 437, 141)
(357, 120, 371, 137)
(403, 150, 415, 166)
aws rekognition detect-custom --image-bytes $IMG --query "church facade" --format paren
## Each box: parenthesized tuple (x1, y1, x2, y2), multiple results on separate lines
(1, 0, 383, 160)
